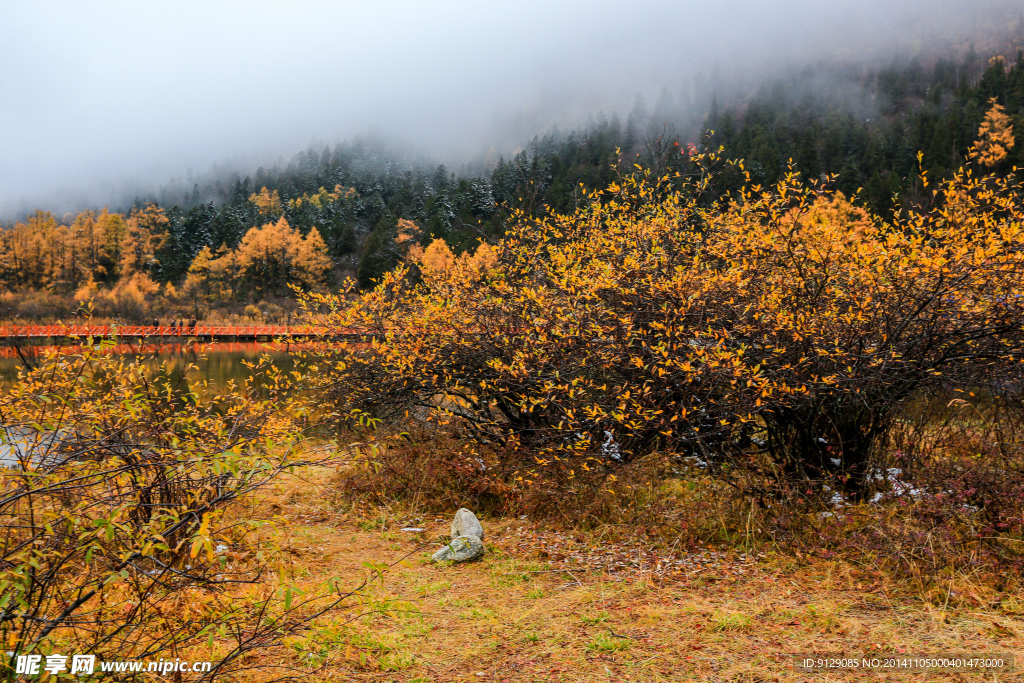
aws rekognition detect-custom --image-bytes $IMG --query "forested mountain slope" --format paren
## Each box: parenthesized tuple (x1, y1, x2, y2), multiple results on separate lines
(4, 46, 1024, 316)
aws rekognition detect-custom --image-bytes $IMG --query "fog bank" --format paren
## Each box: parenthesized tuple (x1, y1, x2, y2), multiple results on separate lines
(2, 0, 1021, 218)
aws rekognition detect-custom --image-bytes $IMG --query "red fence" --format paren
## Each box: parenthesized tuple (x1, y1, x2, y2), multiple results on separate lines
(0, 325, 348, 339)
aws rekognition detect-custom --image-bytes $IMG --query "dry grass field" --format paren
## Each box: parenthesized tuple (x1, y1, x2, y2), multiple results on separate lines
(217, 466, 1024, 683)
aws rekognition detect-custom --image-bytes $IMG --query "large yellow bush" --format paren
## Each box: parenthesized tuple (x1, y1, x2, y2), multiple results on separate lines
(299, 150, 1024, 494)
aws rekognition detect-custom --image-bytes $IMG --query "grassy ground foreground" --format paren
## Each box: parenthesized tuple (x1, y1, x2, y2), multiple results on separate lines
(241, 466, 1023, 682)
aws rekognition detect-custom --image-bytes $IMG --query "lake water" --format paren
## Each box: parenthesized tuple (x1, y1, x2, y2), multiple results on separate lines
(0, 341, 297, 390)
(0, 342, 305, 469)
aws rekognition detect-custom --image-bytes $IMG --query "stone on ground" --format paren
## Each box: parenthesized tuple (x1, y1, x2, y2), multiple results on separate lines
(451, 507, 485, 540)
(431, 535, 485, 563)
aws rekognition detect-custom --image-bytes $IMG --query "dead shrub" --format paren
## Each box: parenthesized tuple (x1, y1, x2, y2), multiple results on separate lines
(332, 422, 752, 543)
(764, 390, 1024, 586)
(333, 428, 516, 515)
(14, 291, 73, 321)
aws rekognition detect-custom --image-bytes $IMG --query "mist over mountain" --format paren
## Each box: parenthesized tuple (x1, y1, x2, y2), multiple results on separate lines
(2, 0, 1022, 219)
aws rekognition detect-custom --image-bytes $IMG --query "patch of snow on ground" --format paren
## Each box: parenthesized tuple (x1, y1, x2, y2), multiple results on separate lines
(602, 431, 621, 461)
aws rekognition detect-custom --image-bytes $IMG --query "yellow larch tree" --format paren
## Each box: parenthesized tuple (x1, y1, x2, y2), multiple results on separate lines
(71, 209, 103, 282)
(974, 97, 1015, 167)
(249, 186, 283, 219)
(119, 204, 169, 278)
(233, 217, 301, 294)
(184, 218, 333, 298)
(419, 238, 456, 275)
(395, 218, 424, 262)
(95, 209, 128, 277)
(295, 226, 332, 289)
(183, 245, 215, 300)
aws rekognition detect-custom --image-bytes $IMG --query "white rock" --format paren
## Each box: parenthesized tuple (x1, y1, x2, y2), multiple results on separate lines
(431, 535, 485, 563)
(451, 508, 484, 541)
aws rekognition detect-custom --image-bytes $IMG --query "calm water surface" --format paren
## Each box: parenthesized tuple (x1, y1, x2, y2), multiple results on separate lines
(0, 342, 297, 391)
(0, 342, 307, 467)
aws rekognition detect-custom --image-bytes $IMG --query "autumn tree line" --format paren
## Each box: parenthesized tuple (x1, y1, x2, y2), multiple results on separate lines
(0, 191, 333, 322)
(3, 46, 1024, 322)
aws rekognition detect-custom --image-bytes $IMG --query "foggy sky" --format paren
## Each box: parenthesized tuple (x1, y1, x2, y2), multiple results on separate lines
(1, 0, 1020, 219)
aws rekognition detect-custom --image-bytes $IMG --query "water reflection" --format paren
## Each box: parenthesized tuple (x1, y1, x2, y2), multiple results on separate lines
(0, 341, 297, 392)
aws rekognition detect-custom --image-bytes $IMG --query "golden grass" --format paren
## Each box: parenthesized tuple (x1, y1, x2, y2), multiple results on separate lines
(200, 465, 1024, 682)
